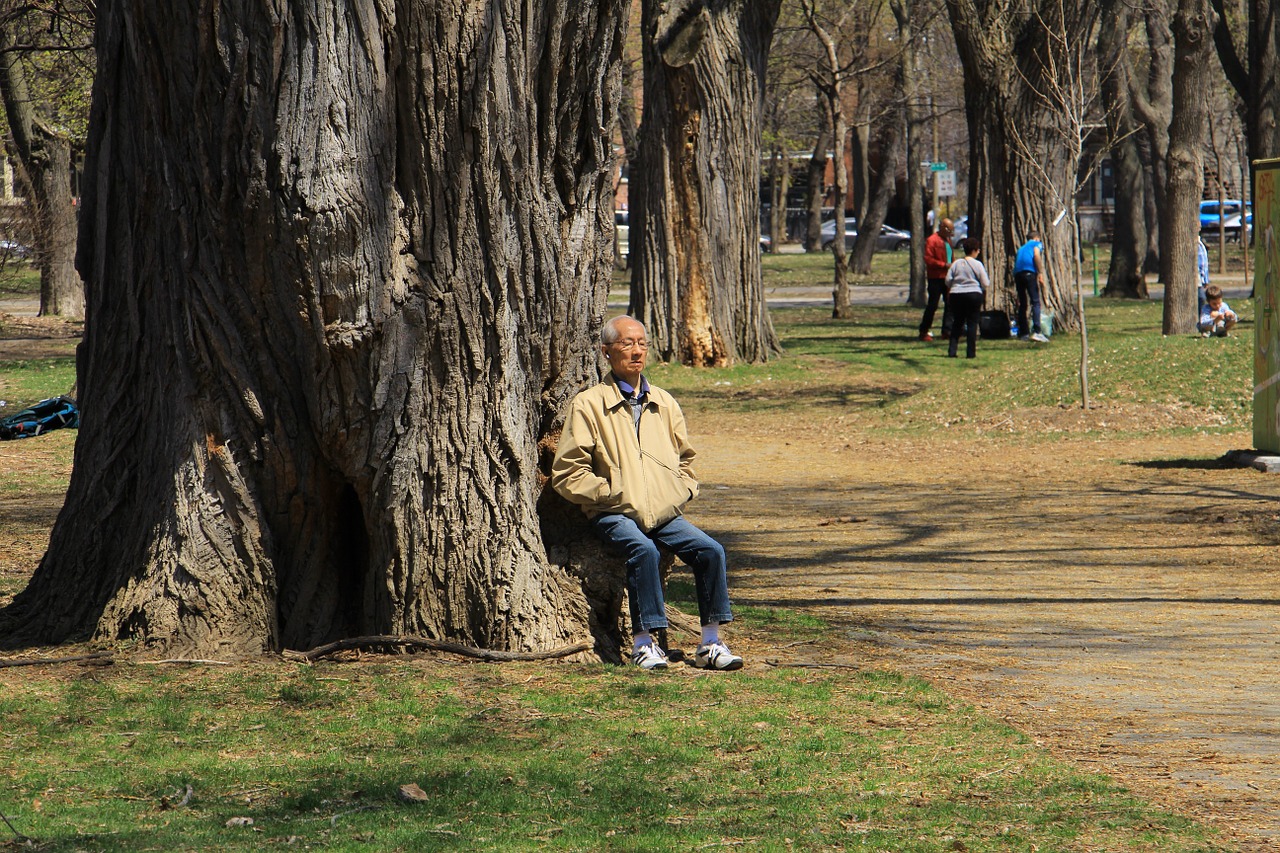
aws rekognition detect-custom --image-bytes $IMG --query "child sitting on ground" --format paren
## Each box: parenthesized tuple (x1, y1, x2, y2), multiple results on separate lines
(1198, 285, 1238, 337)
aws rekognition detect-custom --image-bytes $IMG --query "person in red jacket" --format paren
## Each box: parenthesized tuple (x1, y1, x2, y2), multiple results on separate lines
(917, 218, 954, 342)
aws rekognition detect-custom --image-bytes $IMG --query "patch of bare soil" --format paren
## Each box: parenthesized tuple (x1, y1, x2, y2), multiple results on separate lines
(693, 406, 1279, 852)
(0, 311, 81, 360)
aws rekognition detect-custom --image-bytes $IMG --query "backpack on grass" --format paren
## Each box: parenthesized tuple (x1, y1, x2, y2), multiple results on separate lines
(0, 396, 79, 440)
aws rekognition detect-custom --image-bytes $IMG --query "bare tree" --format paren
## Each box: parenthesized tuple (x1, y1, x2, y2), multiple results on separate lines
(1, 1, 631, 657)
(946, 0, 1101, 331)
(630, 0, 783, 366)
(1161, 0, 1218, 335)
(1210, 0, 1280, 180)
(0, 1, 92, 317)
(1098, 0, 1151, 299)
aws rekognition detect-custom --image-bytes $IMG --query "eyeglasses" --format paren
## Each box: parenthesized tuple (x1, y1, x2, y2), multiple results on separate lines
(610, 339, 649, 352)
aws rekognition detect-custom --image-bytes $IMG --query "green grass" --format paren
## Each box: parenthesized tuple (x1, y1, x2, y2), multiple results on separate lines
(0, 356, 77, 407)
(0, 262, 38, 298)
(647, 297, 1253, 441)
(1, 639, 1226, 852)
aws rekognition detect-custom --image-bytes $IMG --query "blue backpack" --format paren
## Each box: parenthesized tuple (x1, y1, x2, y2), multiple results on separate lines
(0, 396, 80, 440)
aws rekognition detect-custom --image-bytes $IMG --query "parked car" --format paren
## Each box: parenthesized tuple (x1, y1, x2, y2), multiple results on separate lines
(1220, 211, 1253, 242)
(0, 239, 30, 259)
(950, 215, 968, 246)
(820, 217, 912, 252)
(1199, 199, 1249, 231)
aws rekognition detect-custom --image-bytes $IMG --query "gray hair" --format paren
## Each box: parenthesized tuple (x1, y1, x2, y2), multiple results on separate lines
(601, 314, 644, 345)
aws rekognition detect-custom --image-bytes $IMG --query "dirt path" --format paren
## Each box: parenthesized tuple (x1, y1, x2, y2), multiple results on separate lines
(691, 411, 1279, 850)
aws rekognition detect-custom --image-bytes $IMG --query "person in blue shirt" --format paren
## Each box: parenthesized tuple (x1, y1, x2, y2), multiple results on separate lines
(1013, 232, 1049, 343)
(1197, 236, 1210, 311)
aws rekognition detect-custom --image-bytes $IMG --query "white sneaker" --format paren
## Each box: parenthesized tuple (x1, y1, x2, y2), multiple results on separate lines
(1029, 332, 1049, 343)
(632, 643, 669, 671)
(693, 641, 743, 671)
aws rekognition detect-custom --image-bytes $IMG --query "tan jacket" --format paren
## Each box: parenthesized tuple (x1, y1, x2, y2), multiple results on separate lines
(550, 375, 700, 532)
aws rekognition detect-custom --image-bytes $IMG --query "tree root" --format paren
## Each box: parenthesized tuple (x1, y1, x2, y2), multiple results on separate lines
(0, 651, 113, 668)
(282, 636, 593, 663)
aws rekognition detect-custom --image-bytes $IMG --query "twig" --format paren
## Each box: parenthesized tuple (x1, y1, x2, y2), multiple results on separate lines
(763, 659, 862, 670)
(282, 635, 593, 663)
(136, 659, 232, 666)
(0, 651, 113, 668)
(0, 806, 27, 842)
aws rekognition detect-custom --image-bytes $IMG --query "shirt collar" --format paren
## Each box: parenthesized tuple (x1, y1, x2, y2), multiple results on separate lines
(612, 373, 649, 400)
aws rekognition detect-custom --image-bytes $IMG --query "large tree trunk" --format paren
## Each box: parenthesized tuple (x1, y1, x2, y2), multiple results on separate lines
(630, 0, 782, 366)
(894, 0, 927, 309)
(804, 103, 830, 252)
(0, 25, 82, 318)
(1098, 0, 1150, 299)
(1133, 2, 1173, 275)
(1160, 0, 1216, 334)
(1, 0, 628, 657)
(947, 0, 1099, 331)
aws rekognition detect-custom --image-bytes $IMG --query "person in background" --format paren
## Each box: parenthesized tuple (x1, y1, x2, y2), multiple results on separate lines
(1014, 232, 1050, 343)
(918, 218, 954, 342)
(551, 315, 743, 672)
(945, 238, 989, 359)
(1197, 236, 1210, 311)
(1198, 284, 1237, 337)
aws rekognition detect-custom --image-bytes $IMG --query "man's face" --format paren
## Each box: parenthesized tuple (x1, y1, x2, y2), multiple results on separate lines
(603, 318, 648, 380)
(939, 219, 953, 238)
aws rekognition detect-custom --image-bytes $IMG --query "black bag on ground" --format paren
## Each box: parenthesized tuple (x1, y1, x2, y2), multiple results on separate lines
(0, 396, 79, 440)
(979, 309, 1011, 339)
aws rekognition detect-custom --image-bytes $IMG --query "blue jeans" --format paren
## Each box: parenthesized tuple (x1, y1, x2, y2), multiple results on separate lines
(590, 514, 733, 632)
(1014, 270, 1041, 336)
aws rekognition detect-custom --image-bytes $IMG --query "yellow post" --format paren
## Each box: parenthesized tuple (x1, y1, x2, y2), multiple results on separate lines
(1253, 159, 1280, 452)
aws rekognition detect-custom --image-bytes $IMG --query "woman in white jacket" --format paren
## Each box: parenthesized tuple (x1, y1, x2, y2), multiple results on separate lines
(945, 238, 990, 359)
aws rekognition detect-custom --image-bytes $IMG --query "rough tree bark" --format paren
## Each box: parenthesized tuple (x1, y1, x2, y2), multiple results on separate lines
(947, 0, 1100, 330)
(0, 24, 81, 318)
(1098, 0, 1151, 299)
(1161, 0, 1217, 334)
(0, 0, 629, 657)
(630, 0, 782, 366)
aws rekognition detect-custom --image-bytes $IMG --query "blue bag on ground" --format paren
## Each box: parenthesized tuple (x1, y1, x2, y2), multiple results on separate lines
(0, 396, 79, 440)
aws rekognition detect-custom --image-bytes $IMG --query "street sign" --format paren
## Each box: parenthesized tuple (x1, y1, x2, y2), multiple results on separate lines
(935, 169, 956, 197)
(930, 162, 948, 172)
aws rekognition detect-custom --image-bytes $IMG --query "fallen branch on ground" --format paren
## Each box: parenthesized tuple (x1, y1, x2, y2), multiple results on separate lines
(0, 651, 113, 668)
(282, 636, 593, 663)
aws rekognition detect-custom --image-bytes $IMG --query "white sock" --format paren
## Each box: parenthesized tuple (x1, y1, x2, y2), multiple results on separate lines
(633, 631, 653, 651)
(701, 624, 720, 646)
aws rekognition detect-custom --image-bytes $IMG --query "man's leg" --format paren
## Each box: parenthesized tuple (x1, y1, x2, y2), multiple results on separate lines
(918, 280, 943, 338)
(1014, 272, 1030, 338)
(649, 517, 732, 627)
(591, 514, 668, 634)
(1027, 275, 1043, 336)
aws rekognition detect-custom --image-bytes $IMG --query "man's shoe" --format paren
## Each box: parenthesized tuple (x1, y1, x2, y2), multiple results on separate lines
(1029, 333, 1049, 343)
(693, 641, 743, 671)
(632, 643, 669, 670)
(919, 333, 933, 342)
(1017, 334, 1031, 341)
